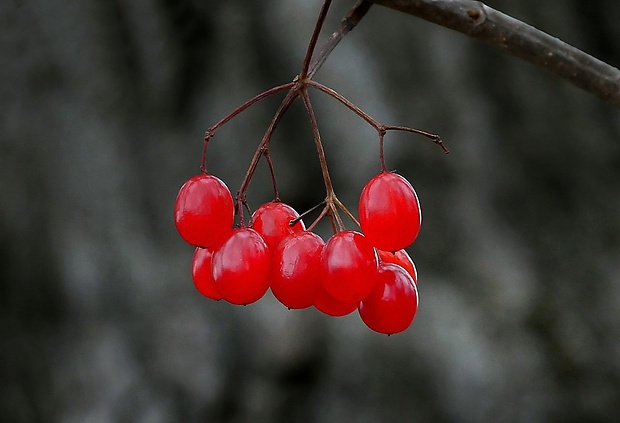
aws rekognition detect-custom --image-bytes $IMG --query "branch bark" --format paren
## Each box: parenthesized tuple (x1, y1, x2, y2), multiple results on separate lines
(368, 0, 620, 107)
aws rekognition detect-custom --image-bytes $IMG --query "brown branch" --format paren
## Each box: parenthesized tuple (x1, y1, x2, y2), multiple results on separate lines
(369, 0, 620, 107)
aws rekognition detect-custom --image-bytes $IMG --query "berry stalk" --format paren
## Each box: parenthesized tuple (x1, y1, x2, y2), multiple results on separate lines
(300, 0, 333, 79)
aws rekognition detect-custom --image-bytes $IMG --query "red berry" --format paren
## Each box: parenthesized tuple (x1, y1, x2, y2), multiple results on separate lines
(377, 249, 418, 283)
(251, 201, 305, 250)
(314, 287, 358, 317)
(271, 231, 324, 309)
(212, 228, 270, 305)
(358, 263, 419, 335)
(174, 174, 234, 248)
(320, 230, 379, 303)
(358, 172, 421, 252)
(191, 247, 222, 300)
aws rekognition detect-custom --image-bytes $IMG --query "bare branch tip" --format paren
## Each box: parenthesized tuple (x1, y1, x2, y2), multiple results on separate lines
(436, 138, 450, 154)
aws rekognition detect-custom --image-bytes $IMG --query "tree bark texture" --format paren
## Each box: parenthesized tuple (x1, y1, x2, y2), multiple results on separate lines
(370, 0, 620, 106)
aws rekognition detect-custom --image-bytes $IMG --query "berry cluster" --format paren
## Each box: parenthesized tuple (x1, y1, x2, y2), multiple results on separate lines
(175, 171, 421, 335)
(173, 0, 446, 336)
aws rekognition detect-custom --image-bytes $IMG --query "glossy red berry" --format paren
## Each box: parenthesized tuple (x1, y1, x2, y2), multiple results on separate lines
(271, 231, 324, 309)
(378, 249, 418, 283)
(358, 172, 421, 252)
(358, 263, 419, 335)
(191, 248, 222, 300)
(251, 201, 305, 250)
(174, 174, 234, 248)
(212, 228, 270, 305)
(320, 230, 379, 303)
(313, 286, 358, 317)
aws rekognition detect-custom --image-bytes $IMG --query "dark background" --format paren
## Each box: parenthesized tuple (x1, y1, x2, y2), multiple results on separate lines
(2, 1, 620, 422)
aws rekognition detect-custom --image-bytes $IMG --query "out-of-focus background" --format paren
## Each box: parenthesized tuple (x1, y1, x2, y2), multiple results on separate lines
(2, 1, 620, 422)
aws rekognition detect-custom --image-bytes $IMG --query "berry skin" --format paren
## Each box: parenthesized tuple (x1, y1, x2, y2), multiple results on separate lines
(313, 287, 358, 317)
(358, 263, 419, 335)
(191, 247, 222, 300)
(212, 228, 270, 305)
(174, 174, 234, 248)
(271, 231, 324, 309)
(377, 249, 418, 283)
(358, 172, 421, 252)
(251, 201, 305, 250)
(320, 230, 379, 304)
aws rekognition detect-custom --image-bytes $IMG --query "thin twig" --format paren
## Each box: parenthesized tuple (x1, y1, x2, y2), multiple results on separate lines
(204, 82, 295, 138)
(369, 0, 620, 107)
(308, 1, 373, 79)
(307, 79, 448, 153)
(307, 80, 377, 127)
(235, 87, 299, 224)
(291, 200, 326, 226)
(307, 205, 330, 232)
(300, 88, 335, 194)
(301, 0, 333, 79)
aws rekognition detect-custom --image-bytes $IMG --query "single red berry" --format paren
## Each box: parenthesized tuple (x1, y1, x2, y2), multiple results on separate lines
(314, 286, 358, 317)
(377, 249, 418, 283)
(271, 231, 324, 309)
(191, 247, 222, 300)
(174, 174, 234, 248)
(358, 172, 421, 252)
(320, 230, 379, 304)
(212, 228, 270, 305)
(251, 201, 305, 250)
(358, 263, 419, 335)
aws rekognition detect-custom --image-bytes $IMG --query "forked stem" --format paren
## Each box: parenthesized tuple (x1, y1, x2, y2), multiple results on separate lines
(307, 204, 330, 232)
(201, 82, 295, 173)
(201, 0, 446, 233)
(205, 82, 295, 139)
(307, 80, 448, 151)
(333, 195, 360, 228)
(235, 87, 298, 225)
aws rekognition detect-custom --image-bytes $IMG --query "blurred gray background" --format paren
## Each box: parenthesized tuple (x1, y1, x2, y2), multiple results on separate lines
(2, 0, 620, 422)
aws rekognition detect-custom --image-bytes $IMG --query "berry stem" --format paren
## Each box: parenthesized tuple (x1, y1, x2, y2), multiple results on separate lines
(262, 148, 280, 201)
(327, 208, 339, 234)
(383, 125, 449, 153)
(301, 87, 351, 234)
(291, 200, 326, 226)
(201, 1, 377, 177)
(330, 202, 346, 231)
(307, 80, 376, 126)
(307, 1, 373, 79)
(200, 138, 210, 174)
(307, 80, 449, 154)
(307, 204, 329, 232)
(300, 88, 335, 198)
(300, 0, 333, 80)
(204, 82, 296, 140)
(201, 0, 446, 234)
(378, 129, 387, 172)
(333, 196, 361, 228)
(236, 87, 299, 225)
